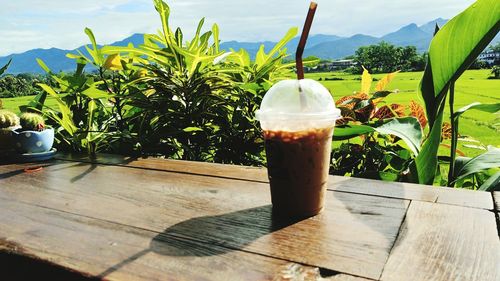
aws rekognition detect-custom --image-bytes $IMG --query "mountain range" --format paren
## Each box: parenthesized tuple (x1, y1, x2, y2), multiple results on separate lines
(1, 18, 498, 74)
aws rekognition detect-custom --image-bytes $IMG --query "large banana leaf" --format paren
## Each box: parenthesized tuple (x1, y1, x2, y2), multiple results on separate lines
(479, 171, 500, 191)
(0, 59, 11, 75)
(452, 146, 500, 183)
(412, 0, 500, 185)
(334, 117, 422, 155)
(454, 102, 500, 119)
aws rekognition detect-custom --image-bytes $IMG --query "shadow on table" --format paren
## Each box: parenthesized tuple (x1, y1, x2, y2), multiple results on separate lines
(68, 163, 97, 183)
(99, 205, 300, 278)
(150, 205, 300, 256)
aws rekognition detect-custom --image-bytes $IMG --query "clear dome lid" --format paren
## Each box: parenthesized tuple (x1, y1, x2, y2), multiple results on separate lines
(256, 79, 340, 131)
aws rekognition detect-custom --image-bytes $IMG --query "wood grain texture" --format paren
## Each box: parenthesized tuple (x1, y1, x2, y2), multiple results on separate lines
(56, 153, 269, 183)
(381, 201, 500, 281)
(433, 187, 493, 210)
(2, 197, 371, 281)
(0, 161, 408, 279)
(56, 153, 493, 210)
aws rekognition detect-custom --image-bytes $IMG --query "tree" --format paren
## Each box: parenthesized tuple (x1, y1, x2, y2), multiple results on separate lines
(490, 42, 500, 52)
(354, 42, 426, 73)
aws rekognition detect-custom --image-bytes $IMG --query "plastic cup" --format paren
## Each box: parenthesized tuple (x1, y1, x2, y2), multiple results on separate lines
(256, 79, 340, 218)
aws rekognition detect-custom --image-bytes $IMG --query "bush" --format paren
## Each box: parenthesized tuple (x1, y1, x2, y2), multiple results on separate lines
(33, 0, 297, 165)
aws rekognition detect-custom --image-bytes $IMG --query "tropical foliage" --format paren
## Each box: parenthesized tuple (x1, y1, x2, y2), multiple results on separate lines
(331, 69, 423, 180)
(409, 0, 500, 189)
(29, 0, 297, 164)
(13, 0, 500, 190)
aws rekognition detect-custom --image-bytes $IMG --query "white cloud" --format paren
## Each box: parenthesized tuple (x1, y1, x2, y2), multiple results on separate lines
(0, 0, 477, 56)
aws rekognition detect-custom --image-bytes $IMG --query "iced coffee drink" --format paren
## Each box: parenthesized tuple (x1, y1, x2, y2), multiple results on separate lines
(256, 79, 340, 218)
(264, 127, 333, 217)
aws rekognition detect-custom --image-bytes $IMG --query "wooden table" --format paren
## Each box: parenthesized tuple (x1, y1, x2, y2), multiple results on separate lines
(0, 154, 499, 281)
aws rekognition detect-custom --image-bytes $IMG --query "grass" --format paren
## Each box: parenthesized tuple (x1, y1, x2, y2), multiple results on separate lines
(306, 69, 499, 157)
(1, 69, 498, 158)
(1, 95, 58, 114)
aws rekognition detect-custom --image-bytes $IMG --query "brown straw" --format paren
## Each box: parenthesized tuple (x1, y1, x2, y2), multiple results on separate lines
(296, 2, 318, 80)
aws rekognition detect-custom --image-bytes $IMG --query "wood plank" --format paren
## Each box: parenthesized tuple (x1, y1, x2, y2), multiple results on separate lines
(381, 201, 500, 281)
(56, 153, 493, 209)
(1, 197, 371, 281)
(0, 161, 408, 279)
(56, 153, 269, 183)
(434, 187, 493, 210)
(329, 177, 437, 203)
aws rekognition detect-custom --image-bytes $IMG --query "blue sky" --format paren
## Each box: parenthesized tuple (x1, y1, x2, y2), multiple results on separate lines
(0, 0, 476, 56)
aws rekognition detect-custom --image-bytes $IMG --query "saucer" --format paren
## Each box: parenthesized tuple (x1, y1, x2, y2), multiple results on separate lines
(15, 148, 58, 162)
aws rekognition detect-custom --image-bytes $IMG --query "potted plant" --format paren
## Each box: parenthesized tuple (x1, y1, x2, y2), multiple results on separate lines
(0, 110, 20, 151)
(13, 113, 54, 154)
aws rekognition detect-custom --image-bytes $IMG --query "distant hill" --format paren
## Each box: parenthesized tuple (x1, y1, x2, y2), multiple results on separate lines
(0, 48, 75, 74)
(419, 18, 448, 34)
(0, 33, 146, 74)
(1, 18, 499, 74)
(220, 34, 344, 60)
(304, 34, 380, 60)
(381, 23, 431, 50)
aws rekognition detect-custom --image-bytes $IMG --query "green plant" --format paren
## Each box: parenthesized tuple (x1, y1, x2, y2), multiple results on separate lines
(19, 112, 45, 131)
(0, 110, 19, 129)
(331, 68, 423, 180)
(33, 24, 144, 156)
(216, 26, 300, 165)
(410, 0, 500, 187)
(100, 0, 299, 164)
(491, 65, 500, 79)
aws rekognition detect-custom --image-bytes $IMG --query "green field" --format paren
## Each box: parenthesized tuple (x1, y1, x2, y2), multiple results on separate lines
(2, 69, 498, 156)
(305, 69, 499, 156)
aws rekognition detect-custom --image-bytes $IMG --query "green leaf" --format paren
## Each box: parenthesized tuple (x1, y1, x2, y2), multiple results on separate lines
(453, 146, 500, 183)
(255, 45, 266, 66)
(227, 48, 251, 66)
(86, 99, 97, 143)
(183, 127, 203, 132)
(334, 124, 374, 140)
(428, 0, 500, 106)
(335, 117, 422, 155)
(81, 87, 112, 99)
(255, 27, 297, 70)
(414, 0, 500, 185)
(0, 59, 11, 75)
(370, 91, 393, 101)
(22, 91, 47, 112)
(212, 23, 220, 53)
(478, 171, 500, 191)
(410, 103, 445, 185)
(38, 83, 77, 135)
(84, 28, 103, 66)
(188, 17, 205, 51)
(454, 102, 500, 119)
(36, 58, 51, 73)
(375, 117, 422, 155)
(379, 171, 399, 182)
(421, 0, 500, 126)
